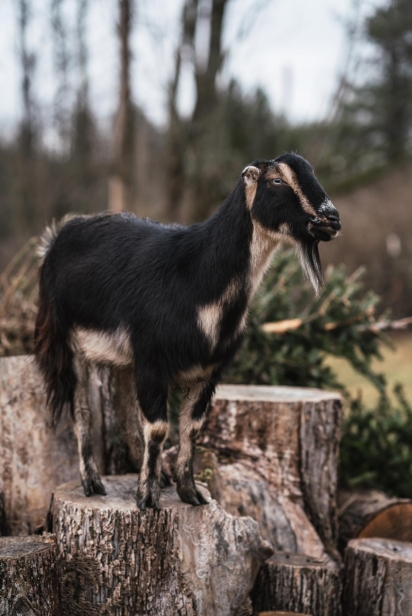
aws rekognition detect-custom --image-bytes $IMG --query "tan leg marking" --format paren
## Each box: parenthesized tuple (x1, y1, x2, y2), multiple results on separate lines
(176, 383, 205, 480)
(139, 420, 169, 484)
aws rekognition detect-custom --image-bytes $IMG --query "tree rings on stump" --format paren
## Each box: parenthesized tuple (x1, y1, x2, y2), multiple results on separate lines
(338, 489, 412, 551)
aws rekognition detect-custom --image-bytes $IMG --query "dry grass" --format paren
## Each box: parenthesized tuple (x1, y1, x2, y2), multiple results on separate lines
(0, 237, 39, 356)
(325, 331, 412, 405)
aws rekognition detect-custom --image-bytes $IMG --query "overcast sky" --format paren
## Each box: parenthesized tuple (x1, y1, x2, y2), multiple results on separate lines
(0, 0, 382, 136)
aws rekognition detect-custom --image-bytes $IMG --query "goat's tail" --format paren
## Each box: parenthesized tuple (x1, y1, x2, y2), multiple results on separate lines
(36, 214, 77, 263)
(35, 232, 77, 425)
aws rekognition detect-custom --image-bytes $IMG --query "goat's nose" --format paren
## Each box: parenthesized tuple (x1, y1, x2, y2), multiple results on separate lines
(325, 212, 341, 230)
(326, 212, 339, 223)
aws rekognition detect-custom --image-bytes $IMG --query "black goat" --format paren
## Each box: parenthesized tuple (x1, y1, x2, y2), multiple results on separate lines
(35, 153, 341, 510)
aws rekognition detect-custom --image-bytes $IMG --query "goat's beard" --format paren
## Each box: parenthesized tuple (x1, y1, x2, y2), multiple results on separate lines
(297, 240, 324, 297)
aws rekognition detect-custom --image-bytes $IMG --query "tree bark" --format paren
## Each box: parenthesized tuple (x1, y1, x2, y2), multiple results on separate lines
(343, 538, 412, 616)
(51, 474, 273, 616)
(166, 0, 199, 220)
(338, 489, 412, 552)
(197, 385, 342, 565)
(109, 0, 134, 212)
(1, 354, 341, 576)
(0, 356, 141, 535)
(0, 534, 61, 616)
(251, 552, 342, 616)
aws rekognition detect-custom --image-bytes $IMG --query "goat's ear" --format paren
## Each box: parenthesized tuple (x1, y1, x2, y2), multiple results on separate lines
(242, 165, 261, 186)
(242, 165, 261, 209)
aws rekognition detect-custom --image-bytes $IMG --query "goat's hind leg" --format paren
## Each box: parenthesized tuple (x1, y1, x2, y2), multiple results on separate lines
(73, 358, 106, 496)
(175, 381, 214, 506)
(135, 374, 169, 510)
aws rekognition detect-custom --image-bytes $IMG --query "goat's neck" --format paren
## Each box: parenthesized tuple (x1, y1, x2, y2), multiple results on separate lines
(201, 186, 280, 300)
(248, 222, 280, 299)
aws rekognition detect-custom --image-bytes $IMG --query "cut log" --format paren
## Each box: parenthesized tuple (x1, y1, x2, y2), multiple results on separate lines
(343, 538, 412, 616)
(338, 489, 412, 551)
(0, 534, 61, 616)
(51, 474, 273, 616)
(0, 356, 141, 534)
(197, 385, 342, 564)
(251, 552, 342, 616)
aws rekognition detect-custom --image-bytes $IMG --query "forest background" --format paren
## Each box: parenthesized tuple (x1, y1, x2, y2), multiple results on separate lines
(1, 0, 412, 495)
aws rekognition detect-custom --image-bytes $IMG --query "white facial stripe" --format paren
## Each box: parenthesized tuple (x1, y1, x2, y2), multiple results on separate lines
(275, 163, 317, 218)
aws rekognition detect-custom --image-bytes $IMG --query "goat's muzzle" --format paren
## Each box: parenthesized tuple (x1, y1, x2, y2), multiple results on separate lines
(309, 214, 341, 241)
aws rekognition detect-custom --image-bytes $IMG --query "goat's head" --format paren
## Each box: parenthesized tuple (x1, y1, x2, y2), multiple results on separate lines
(242, 152, 341, 295)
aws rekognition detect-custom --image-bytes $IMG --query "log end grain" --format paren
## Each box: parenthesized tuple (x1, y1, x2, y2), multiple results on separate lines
(215, 384, 341, 404)
(338, 490, 412, 551)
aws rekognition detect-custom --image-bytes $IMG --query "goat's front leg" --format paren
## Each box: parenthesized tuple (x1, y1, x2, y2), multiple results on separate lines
(175, 381, 215, 506)
(73, 358, 106, 496)
(135, 374, 169, 510)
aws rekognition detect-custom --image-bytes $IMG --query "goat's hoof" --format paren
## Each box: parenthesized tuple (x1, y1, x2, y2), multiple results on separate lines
(81, 474, 107, 497)
(160, 467, 172, 488)
(136, 481, 161, 511)
(176, 483, 209, 506)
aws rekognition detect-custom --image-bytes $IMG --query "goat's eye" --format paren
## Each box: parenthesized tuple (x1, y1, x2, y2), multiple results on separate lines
(273, 178, 283, 185)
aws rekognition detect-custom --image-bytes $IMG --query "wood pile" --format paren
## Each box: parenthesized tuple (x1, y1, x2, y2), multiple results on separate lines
(2, 355, 412, 615)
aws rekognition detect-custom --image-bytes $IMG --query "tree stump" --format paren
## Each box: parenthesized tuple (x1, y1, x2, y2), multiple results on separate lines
(0, 355, 142, 534)
(0, 534, 61, 616)
(51, 474, 273, 616)
(197, 385, 342, 564)
(343, 538, 412, 616)
(338, 490, 412, 551)
(251, 552, 342, 616)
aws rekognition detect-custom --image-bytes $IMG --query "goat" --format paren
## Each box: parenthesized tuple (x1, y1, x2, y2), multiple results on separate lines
(34, 153, 341, 510)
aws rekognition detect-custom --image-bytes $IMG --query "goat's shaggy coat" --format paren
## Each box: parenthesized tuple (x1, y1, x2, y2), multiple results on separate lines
(35, 153, 341, 509)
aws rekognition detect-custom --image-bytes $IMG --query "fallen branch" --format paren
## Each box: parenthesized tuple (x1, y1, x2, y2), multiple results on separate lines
(262, 315, 412, 335)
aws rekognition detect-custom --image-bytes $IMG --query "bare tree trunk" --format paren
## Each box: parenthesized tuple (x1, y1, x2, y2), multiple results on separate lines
(52, 475, 272, 616)
(51, 0, 70, 150)
(16, 0, 37, 234)
(0, 535, 61, 616)
(190, 0, 229, 222)
(109, 0, 135, 212)
(166, 0, 199, 220)
(193, 0, 226, 123)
